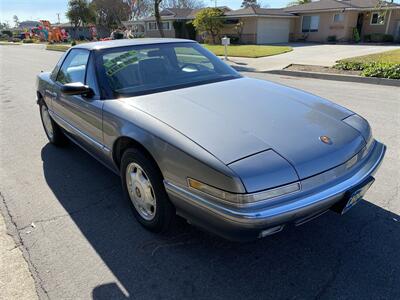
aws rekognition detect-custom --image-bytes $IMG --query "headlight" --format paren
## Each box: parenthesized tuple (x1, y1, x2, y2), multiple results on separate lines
(187, 178, 300, 207)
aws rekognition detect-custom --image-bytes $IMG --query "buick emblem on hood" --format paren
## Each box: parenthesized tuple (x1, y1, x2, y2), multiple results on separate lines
(320, 136, 332, 145)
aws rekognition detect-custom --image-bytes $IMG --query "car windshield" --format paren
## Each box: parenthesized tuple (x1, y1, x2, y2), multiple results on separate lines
(98, 42, 241, 97)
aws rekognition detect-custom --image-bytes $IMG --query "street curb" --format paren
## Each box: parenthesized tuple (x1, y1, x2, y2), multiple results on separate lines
(0, 192, 44, 299)
(263, 69, 400, 87)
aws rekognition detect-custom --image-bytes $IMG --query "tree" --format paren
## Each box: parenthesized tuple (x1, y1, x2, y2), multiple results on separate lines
(154, 0, 164, 37)
(287, 0, 311, 7)
(162, 0, 204, 9)
(192, 7, 224, 44)
(234, 20, 244, 41)
(124, 0, 153, 20)
(66, 0, 95, 29)
(91, 0, 130, 29)
(13, 15, 19, 28)
(241, 0, 260, 8)
(0, 22, 10, 30)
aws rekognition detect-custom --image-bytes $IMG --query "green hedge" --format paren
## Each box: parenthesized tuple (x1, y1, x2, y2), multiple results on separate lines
(335, 61, 400, 79)
(361, 63, 400, 79)
(335, 61, 364, 71)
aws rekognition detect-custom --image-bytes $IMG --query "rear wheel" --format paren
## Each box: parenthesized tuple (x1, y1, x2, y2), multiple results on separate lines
(39, 101, 67, 146)
(121, 148, 175, 233)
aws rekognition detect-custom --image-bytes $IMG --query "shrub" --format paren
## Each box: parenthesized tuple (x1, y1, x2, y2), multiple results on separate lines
(353, 28, 360, 43)
(361, 63, 400, 79)
(370, 33, 384, 42)
(1, 30, 12, 37)
(327, 35, 337, 43)
(336, 60, 400, 79)
(11, 37, 21, 43)
(335, 48, 400, 79)
(334, 60, 365, 71)
(22, 39, 34, 43)
(383, 34, 394, 42)
(71, 40, 77, 46)
(363, 34, 371, 42)
(192, 8, 224, 44)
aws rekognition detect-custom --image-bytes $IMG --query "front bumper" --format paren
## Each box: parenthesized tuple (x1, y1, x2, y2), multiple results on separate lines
(165, 141, 386, 241)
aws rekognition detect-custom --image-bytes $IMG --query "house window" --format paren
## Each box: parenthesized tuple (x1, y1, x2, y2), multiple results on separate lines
(147, 21, 170, 31)
(333, 13, 345, 23)
(302, 15, 320, 32)
(370, 12, 385, 25)
(148, 22, 157, 31)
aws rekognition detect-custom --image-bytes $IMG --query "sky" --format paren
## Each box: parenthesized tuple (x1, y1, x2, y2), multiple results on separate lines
(0, 0, 294, 25)
(1, 0, 400, 25)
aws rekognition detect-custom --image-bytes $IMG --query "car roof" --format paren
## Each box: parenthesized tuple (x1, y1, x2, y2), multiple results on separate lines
(74, 38, 196, 51)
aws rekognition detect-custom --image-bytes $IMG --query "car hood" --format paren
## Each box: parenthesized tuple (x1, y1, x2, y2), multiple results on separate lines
(122, 77, 365, 180)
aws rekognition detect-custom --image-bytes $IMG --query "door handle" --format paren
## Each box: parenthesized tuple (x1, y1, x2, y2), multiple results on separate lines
(45, 90, 57, 98)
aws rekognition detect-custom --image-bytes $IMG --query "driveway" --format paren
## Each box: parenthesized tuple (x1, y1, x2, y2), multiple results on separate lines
(1, 45, 399, 299)
(227, 43, 400, 71)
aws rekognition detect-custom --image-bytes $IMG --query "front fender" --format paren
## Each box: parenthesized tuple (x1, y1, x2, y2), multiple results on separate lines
(102, 99, 246, 193)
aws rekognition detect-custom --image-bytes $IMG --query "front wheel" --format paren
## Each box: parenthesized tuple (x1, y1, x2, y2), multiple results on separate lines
(39, 101, 67, 146)
(121, 148, 175, 233)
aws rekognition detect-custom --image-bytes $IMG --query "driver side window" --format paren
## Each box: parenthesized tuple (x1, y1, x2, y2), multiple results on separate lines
(57, 49, 89, 85)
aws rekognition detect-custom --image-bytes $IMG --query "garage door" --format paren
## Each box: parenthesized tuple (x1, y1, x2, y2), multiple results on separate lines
(257, 18, 290, 44)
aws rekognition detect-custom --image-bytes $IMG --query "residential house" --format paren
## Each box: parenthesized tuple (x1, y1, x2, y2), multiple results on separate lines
(221, 7, 297, 44)
(128, 0, 400, 44)
(125, 8, 210, 40)
(285, 0, 400, 42)
(127, 6, 297, 44)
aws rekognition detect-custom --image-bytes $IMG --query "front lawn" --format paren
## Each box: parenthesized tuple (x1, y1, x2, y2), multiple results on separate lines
(0, 41, 22, 45)
(204, 44, 292, 58)
(338, 49, 400, 64)
(46, 44, 74, 52)
(335, 49, 400, 79)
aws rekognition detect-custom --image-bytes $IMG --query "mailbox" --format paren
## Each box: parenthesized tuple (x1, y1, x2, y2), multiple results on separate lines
(221, 36, 230, 46)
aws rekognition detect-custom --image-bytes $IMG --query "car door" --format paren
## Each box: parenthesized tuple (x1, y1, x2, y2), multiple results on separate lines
(42, 51, 68, 110)
(52, 48, 106, 157)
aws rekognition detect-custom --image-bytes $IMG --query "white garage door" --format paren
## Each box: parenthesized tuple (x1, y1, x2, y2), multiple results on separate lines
(257, 18, 290, 44)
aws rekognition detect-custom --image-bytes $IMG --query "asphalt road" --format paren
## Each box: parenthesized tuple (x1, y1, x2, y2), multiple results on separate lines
(0, 44, 399, 300)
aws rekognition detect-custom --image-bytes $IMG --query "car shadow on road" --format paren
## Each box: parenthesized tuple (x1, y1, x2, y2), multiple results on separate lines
(41, 143, 400, 300)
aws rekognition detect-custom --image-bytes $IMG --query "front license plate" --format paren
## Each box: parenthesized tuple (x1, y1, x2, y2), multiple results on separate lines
(331, 177, 375, 215)
(341, 177, 375, 214)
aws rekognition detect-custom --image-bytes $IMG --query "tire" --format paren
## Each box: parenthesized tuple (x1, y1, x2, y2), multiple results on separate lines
(121, 148, 175, 233)
(39, 101, 67, 146)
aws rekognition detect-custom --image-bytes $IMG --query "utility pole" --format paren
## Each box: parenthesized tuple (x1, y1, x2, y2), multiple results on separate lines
(211, 0, 217, 7)
(56, 13, 60, 24)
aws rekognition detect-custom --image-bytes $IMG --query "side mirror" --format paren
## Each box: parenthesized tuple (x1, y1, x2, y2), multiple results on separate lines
(61, 82, 94, 97)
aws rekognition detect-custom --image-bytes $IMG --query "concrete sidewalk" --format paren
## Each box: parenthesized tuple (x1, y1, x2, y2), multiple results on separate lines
(225, 43, 400, 72)
(0, 207, 38, 299)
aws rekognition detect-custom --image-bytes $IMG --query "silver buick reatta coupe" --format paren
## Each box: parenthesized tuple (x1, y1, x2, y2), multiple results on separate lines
(36, 39, 386, 241)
